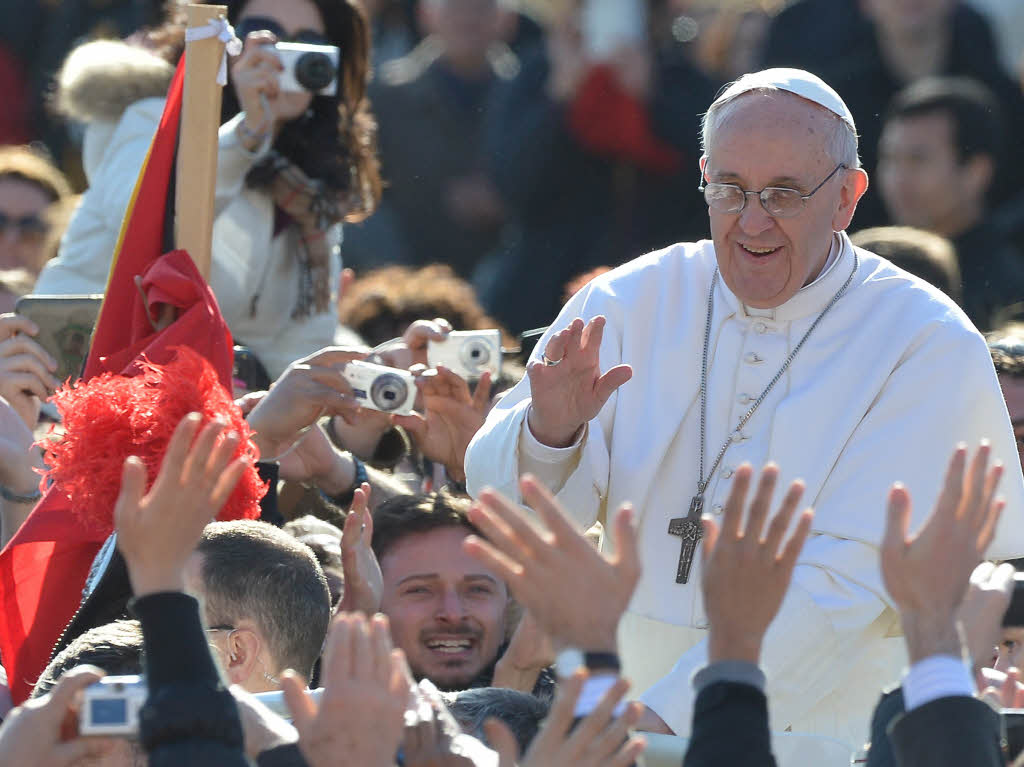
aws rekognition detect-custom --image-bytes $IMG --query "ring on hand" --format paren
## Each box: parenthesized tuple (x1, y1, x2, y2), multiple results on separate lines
(541, 354, 563, 367)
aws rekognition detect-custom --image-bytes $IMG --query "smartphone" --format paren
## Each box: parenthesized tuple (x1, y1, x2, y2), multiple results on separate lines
(1003, 573, 1024, 627)
(580, 0, 647, 60)
(14, 294, 104, 384)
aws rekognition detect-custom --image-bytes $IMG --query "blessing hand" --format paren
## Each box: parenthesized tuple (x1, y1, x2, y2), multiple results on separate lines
(526, 317, 631, 448)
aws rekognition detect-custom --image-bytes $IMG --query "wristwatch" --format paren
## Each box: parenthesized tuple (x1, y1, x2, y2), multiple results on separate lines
(555, 648, 621, 678)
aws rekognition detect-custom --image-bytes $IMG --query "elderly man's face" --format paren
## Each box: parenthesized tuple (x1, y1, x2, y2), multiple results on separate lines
(379, 527, 508, 691)
(703, 93, 866, 308)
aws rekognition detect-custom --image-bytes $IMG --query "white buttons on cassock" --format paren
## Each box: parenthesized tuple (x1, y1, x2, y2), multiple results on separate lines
(738, 393, 752, 405)
(744, 352, 763, 364)
(753, 321, 768, 334)
(712, 504, 723, 515)
(722, 467, 733, 479)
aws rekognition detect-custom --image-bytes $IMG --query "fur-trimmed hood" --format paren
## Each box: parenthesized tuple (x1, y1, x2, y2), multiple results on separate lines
(54, 40, 174, 124)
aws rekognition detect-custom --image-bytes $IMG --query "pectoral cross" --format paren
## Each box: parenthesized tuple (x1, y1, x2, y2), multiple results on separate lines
(668, 494, 705, 584)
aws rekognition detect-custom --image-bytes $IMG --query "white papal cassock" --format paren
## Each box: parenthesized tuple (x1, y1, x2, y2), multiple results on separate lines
(465, 232, 1024, 749)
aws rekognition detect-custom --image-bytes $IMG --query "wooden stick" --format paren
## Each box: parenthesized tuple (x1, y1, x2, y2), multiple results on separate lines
(174, 3, 228, 282)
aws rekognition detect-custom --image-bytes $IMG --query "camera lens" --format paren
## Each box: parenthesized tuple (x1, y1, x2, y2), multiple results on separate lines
(369, 373, 409, 412)
(460, 339, 491, 371)
(294, 52, 336, 92)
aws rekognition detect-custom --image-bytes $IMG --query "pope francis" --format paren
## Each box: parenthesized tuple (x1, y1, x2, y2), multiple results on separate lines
(464, 69, 1024, 748)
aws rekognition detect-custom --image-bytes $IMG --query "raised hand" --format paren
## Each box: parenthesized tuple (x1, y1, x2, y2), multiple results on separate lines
(701, 464, 814, 665)
(246, 347, 366, 460)
(957, 561, 1016, 673)
(0, 312, 58, 429)
(486, 670, 646, 767)
(464, 475, 640, 653)
(229, 31, 282, 147)
(526, 317, 632, 448)
(338, 484, 383, 615)
(492, 610, 556, 693)
(114, 413, 250, 597)
(393, 367, 492, 483)
(281, 613, 409, 767)
(881, 443, 1005, 662)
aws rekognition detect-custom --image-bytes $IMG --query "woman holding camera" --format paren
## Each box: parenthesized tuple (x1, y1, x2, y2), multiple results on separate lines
(37, 0, 379, 378)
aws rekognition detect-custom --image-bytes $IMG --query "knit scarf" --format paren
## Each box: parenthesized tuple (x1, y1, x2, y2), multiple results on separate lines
(246, 150, 343, 319)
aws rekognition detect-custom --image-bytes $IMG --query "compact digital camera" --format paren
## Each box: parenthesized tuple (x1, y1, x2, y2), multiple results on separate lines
(276, 42, 339, 95)
(80, 675, 147, 737)
(342, 360, 417, 415)
(427, 330, 502, 381)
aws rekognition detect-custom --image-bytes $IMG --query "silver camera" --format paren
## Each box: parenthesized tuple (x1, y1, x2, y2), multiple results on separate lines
(275, 42, 339, 95)
(342, 360, 416, 415)
(80, 675, 147, 736)
(428, 330, 502, 381)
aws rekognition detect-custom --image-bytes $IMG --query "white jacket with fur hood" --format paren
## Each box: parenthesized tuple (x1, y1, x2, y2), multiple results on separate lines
(35, 40, 342, 379)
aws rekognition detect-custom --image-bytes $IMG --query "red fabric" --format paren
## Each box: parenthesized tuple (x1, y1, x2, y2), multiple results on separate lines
(0, 57, 261, 703)
(0, 45, 31, 144)
(567, 65, 683, 175)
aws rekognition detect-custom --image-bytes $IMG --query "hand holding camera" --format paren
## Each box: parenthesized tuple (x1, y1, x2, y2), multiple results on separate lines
(393, 366, 493, 484)
(0, 665, 114, 765)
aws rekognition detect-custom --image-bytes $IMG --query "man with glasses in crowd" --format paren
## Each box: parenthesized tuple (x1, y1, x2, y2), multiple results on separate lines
(466, 68, 1024, 749)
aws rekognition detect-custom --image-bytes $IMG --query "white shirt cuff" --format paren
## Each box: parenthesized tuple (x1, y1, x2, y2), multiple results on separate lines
(901, 654, 976, 712)
(520, 409, 586, 462)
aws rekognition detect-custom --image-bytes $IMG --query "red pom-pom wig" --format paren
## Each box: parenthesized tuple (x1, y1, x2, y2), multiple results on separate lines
(43, 346, 266, 533)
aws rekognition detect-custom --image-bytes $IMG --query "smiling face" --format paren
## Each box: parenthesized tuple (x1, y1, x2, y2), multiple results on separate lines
(379, 527, 508, 690)
(702, 93, 867, 308)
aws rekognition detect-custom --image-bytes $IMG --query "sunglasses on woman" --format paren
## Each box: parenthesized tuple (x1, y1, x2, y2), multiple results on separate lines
(234, 16, 329, 46)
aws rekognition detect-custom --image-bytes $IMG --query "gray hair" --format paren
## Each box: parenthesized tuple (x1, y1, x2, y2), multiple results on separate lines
(701, 87, 861, 169)
(444, 687, 549, 754)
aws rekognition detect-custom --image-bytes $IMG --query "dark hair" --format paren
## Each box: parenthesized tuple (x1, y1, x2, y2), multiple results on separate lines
(339, 264, 508, 347)
(885, 76, 1004, 166)
(224, 0, 381, 222)
(33, 619, 144, 698)
(446, 687, 549, 754)
(988, 323, 1024, 378)
(371, 490, 477, 562)
(197, 520, 331, 678)
(850, 226, 961, 303)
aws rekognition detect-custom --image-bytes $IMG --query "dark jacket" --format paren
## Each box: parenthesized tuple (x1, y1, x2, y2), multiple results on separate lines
(343, 43, 516, 277)
(682, 681, 776, 767)
(866, 686, 1005, 767)
(952, 220, 1024, 332)
(474, 46, 718, 334)
(816, 5, 1024, 232)
(132, 592, 250, 766)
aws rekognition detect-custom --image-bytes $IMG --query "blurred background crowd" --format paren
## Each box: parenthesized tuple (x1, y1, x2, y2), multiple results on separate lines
(1, 0, 1022, 343)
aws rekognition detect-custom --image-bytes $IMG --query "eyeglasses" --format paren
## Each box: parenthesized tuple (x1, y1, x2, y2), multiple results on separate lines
(234, 16, 329, 45)
(0, 211, 49, 239)
(699, 163, 848, 218)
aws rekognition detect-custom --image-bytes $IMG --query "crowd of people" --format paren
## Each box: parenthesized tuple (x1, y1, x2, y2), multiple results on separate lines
(1, 0, 1024, 766)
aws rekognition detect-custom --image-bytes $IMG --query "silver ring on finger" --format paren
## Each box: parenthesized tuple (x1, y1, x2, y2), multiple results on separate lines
(541, 354, 563, 367)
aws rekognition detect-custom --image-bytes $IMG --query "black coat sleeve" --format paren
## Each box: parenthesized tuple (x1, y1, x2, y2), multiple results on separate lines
(887, 695, 1005, 767)
(682, 682, 777, 767)
(131, 592, 250, 767)
(865, 687, 905, 767)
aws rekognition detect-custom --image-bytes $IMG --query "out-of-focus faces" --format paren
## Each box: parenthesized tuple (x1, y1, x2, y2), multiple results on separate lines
(420, 0, 505, 69)
(878, 112, 985, 238)
(861, 0, 957, 39)
(379, 527, 508, 690)
(998, 373, 1024, 469)
(703, 93, 866, 308)
(0, 177, 52, 274)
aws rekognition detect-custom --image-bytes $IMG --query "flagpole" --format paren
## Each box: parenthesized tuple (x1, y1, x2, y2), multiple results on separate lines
(175, 3, 228, 283)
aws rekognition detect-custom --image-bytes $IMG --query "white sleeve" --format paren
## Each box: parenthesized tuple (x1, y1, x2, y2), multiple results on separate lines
(516, 417, 585, 493)
(465, 280, 624, 531)
(902, 656, 976, 711)
(215, 113, 272, 217)
(640, 536, 888, 736)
